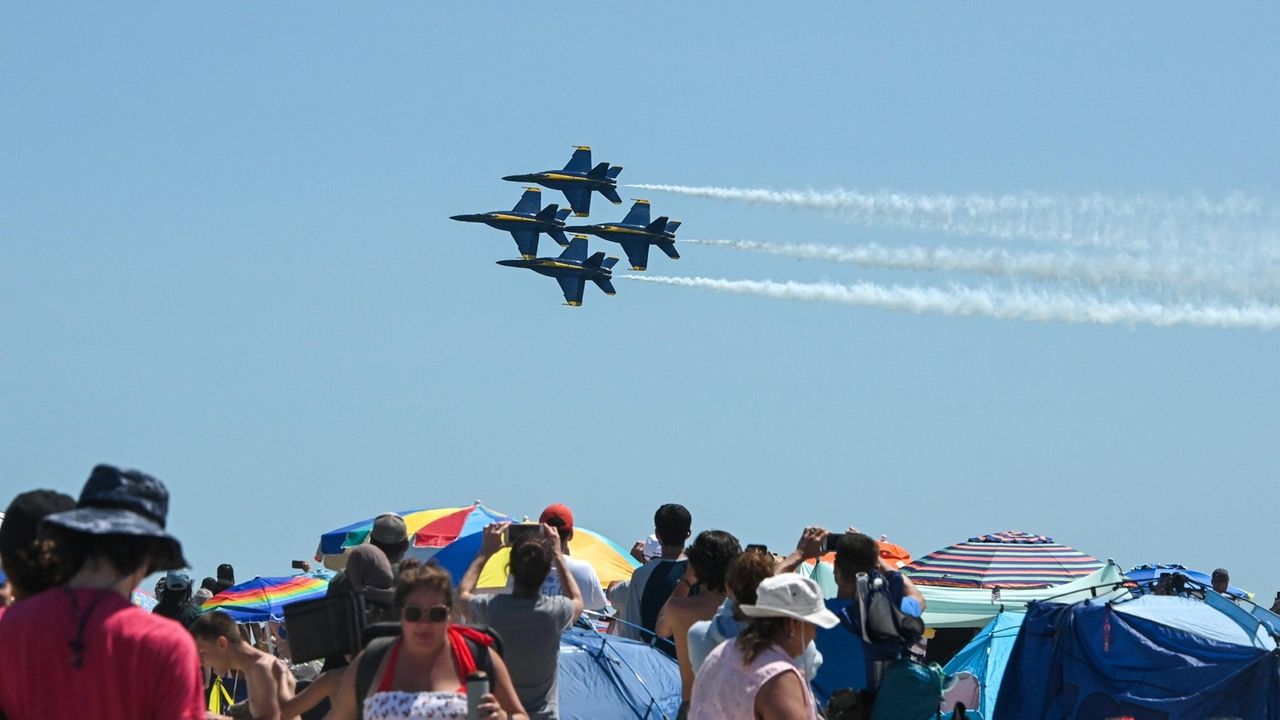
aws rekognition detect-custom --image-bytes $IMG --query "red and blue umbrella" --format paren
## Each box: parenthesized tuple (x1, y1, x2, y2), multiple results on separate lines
(317, 503, 511, 569)
(201, 570, 335, 622)
(427, 525, 639, 589)
(904, 530, 1102, 589)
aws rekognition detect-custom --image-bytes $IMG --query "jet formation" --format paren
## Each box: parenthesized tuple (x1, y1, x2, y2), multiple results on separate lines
(451, 147, 684, 306)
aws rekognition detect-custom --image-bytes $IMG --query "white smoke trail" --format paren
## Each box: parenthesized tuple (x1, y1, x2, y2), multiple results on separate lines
(620, 275, 1280, 330)
(628, 184, 1276, 252)
(685, 238, 1280, 300)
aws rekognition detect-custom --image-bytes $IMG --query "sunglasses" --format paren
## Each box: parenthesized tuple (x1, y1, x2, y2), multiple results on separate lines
(402, 604, 450, 623)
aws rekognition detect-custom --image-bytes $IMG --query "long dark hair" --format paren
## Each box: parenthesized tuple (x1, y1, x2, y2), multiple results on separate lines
(735, 616, 792, 664)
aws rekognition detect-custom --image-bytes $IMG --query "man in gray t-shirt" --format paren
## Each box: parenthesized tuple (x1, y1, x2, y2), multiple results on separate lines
(461, 522, 584, 720)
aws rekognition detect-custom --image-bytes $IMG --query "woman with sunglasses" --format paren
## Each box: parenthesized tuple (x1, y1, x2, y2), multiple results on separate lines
(326, 559, 528, 720)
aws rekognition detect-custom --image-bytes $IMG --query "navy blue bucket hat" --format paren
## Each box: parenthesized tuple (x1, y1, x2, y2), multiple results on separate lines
(43, 464, 189, 571)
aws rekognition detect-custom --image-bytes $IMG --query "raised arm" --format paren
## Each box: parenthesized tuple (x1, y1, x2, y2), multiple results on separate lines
(774, 526, 827, 575)
(544, 523, 583, 621)
(459, 522, 509, 620)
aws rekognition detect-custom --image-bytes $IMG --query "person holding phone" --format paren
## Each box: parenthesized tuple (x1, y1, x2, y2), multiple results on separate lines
(459, 522, 583, 720)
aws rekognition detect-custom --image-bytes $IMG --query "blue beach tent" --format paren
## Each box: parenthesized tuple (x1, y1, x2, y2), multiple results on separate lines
(942, 612, 1024, 719)
(558, 627, 682, 719)
(995, 595, 1280, 719)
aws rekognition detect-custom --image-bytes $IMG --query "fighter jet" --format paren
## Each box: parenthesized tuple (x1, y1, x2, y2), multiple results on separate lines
(502, 146, 623, 218)
(496, 235, 618, 307)
(565, 199, 681, 271)
(450, 188, 572, 259)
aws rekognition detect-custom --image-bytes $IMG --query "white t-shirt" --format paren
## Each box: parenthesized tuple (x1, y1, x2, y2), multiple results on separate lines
(540, 555, 608, 612)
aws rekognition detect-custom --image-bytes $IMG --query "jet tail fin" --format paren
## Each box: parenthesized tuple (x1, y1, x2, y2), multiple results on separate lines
(658, 242, 680, 260)
(593, 278, 617, 295)
(534, 203, 559, 222)
(606, 165, 623, 179)
(584, 251, 607, 269)
(600, 186, 623, 204)
(555, 208, 573, 222)
(602, 256, 620, 270)
(587, 162, 610, 179)
(665, 220, 682, 234)
(547, 228, 570, 246)
(645, 217, 669, 235)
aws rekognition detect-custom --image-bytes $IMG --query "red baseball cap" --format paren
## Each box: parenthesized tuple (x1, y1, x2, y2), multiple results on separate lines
(539, 503, 574, 532)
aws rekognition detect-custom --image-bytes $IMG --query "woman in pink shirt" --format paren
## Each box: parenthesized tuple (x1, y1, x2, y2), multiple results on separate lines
(688, 575, 838, 720)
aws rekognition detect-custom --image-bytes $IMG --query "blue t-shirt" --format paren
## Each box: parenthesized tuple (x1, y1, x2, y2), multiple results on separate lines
(810, 572, 907, 706)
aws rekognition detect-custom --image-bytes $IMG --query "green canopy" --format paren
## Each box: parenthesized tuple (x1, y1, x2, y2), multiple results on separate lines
(921, 560, 1126, 628)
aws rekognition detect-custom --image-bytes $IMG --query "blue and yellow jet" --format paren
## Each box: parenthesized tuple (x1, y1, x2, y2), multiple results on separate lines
(496, 235, 619, 307)
(565, 199, 681, 271)
(502, 146, 623, 218)
(450, 188, 572, 259)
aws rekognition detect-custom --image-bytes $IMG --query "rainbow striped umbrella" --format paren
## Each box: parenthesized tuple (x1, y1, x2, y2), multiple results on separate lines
(903, 530, 1102, 589)
(428, 526, 639, 590)
(316, 503, 511, 569)
(201, 570, 335, 622)
(131, 589, 158, 612)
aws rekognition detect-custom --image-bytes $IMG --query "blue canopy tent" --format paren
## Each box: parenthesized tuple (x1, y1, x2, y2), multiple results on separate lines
(558, 627, 682, 719)
(942, 612, 1024, 719)
(995, 595, 1280, 719)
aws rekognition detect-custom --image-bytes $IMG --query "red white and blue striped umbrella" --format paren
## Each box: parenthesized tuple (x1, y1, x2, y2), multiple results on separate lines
(903, 530, 1102, 589)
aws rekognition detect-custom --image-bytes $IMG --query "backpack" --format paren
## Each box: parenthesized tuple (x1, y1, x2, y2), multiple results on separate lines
(868, 658, 944, 720)
(854, 572, 924, 662)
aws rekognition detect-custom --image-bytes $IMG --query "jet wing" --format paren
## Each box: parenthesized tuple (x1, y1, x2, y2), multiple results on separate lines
(563, 146, 592, 173)
(658, 242, 680, 260)
(510, 231, 538, 259)
(620, 200, 651, 227)
(562, 188, 592, 217)
(617, 238, 652, 271)
(557, 276, 586, 306)
(512, 188, 541, 215)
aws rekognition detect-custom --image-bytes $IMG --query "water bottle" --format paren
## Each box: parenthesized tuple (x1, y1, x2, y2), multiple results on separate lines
(466, 671, 489, 720)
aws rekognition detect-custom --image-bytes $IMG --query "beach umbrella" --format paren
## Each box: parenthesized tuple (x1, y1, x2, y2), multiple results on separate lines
(428, 526, 640, 589)
(903, 530, 1102, 589)
(201, 570, 335, 622)
(1125, 563, 1251, 599)
(316, 502, 511, 570)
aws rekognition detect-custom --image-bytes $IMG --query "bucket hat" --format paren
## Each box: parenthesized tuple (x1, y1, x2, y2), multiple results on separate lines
(43, 464, 189, 570)
(739, 574, 840, 629)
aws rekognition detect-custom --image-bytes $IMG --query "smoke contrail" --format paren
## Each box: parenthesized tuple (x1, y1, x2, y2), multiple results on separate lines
(685, 238, 1279, 300)
(620, 275, 1280, 330)
(628, 184, 1274, 251)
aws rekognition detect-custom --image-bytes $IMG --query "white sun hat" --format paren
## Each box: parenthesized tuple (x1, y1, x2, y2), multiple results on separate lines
(739, 575, 840, 629)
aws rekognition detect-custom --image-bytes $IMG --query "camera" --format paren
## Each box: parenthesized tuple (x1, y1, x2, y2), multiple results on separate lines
(504, 523, 542, 546)
(745, 544, 769, 555)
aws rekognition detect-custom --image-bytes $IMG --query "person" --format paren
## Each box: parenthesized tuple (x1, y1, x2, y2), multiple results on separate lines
(0, 489, 77, 611)
(688, 575, 837, 720)
(803, 529, 925, 707)
(460, 522, 583, 720)
(0, 464, 205, 719)
(656, 530, 742, 716)
(214, 563, 237, 594)
(536, 503, 608, 613)
(329, 512, 410, 626)
(686, 547, 777, 674)
(1212, 568, 1231, 594)
(0, 570, 10, 609)
(610, 503, 692, 651)
(193, 610, 295, 720)
(154, 569, 202, 629)
(326, 558, 528, 720)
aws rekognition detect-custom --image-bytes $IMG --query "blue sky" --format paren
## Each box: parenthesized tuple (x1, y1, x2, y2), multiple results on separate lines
(3, 4, 1277, 596)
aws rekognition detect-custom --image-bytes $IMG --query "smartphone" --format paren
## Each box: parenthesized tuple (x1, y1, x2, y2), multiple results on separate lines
(290, 560, 308, 570)
(505, 523, 542, 546)
(745, 544, 769, 555)
(824, 533, 846, 552)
